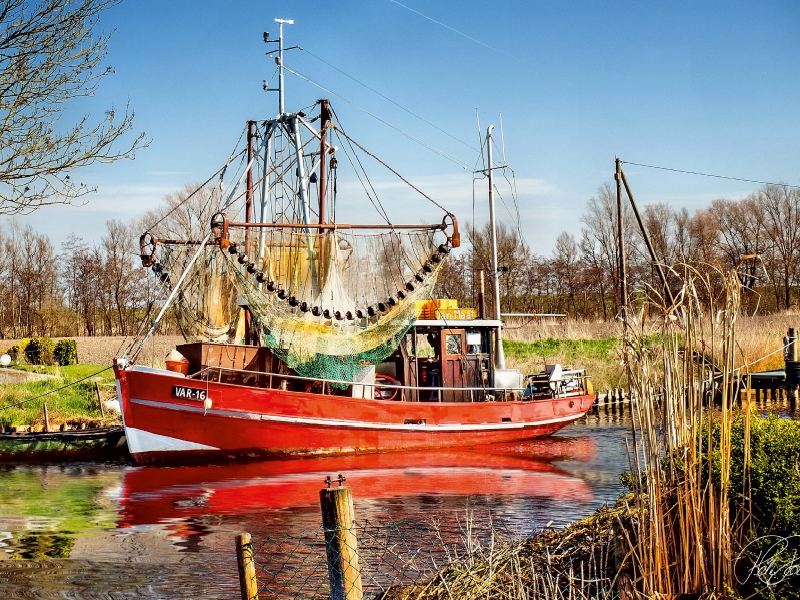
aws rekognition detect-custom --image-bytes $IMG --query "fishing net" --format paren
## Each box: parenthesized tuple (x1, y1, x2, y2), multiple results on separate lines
(139, 109, 455, 382)
(222, 227, 447, 383)
(143, 185, 243, 344)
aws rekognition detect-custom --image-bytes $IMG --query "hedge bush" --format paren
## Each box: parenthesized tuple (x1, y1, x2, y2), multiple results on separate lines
(53, 339, 78, 366)
(25, 337, 55, 365)
(6, 338, 31, 363)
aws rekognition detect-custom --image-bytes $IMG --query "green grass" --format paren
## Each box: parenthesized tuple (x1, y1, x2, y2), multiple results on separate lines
(502, 335, 662, 391)
(0, 364, 118, 429)
(503, 337, 621, 363)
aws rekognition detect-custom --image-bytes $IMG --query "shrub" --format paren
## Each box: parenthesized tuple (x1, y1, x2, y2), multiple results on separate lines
(25, 337, 55, 365)
(6, 338, 31, 363)
(731, 413, 800, 538)
(53, 339, 78, 366)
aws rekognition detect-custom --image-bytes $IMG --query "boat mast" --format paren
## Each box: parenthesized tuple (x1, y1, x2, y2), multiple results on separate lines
(319, 99, 331, 230)
(486, 125, 506, 370)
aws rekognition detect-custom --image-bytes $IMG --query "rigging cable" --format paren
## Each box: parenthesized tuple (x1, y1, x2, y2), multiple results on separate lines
(334, 127, 454, 217)
(145, 150, 245, 232)
(619, 160, 800, 190)
(330, 108, 392, 223)
(302, 48, 479, 155)
(385, 0, 526, 65)
(283, 65, 473, 170)
(332, 128, 392, 225)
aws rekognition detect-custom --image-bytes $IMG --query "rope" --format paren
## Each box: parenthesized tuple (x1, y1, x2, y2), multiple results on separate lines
(145, 151, 245, 231)
(735, 343, 789, 375)
(0, 366, 113, 412)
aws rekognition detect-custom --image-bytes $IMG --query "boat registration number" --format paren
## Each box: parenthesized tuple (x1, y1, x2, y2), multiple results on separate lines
(171, 386, 208, 401)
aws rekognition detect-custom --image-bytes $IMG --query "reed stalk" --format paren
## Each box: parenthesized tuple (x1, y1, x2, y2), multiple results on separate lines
(623, 263, 752, 597)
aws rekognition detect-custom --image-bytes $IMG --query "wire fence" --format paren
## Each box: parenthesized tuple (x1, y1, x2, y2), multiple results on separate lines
(250, 517, 454, 600)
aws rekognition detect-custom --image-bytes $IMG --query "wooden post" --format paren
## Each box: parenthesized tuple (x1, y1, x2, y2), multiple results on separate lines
(789, 327, 799, 402)
(94, 381, 105, 418)
(320, 481, 363, 600)
(615, 158, 627, 324)
(43, 403, 50, 433)
(236, 532, 259, 600)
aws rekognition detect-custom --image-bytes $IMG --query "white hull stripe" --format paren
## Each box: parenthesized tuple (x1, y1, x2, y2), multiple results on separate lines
(130, 397, 584, 432)
(125, 426, 219, 453)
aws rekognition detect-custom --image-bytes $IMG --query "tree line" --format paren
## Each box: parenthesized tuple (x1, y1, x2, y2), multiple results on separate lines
(0, 219, 161, 339)
(435, 182, 800, 319)
(1, 180, 797, 339)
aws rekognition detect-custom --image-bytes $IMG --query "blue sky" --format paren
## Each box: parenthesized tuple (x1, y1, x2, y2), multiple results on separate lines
(14, 0, 800, 254)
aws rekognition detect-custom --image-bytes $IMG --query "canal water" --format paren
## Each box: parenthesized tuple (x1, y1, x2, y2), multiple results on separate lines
(0, 399, 792, 599)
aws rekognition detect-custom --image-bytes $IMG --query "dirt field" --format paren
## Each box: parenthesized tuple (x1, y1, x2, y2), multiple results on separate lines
(0, 336, 186, 367)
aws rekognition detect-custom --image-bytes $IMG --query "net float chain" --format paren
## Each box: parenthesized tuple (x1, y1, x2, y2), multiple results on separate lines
(221, 241, 451, 322)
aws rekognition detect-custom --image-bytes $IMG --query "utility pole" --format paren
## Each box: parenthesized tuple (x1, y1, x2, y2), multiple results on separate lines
(615, 157, 627, 325)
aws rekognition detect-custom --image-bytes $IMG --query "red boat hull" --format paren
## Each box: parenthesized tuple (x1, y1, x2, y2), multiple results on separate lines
(115, 365, 594, 464)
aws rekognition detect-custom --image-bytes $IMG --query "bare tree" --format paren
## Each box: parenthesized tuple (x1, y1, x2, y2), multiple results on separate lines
(552, 231, 579, 314)
(759, 185, 800, 310)
(579, 182, 636, 318)
(0, 0, 147, 214)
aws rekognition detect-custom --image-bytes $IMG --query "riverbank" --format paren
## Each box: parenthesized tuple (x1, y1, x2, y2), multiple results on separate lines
(503, 311, 800, 390)
(0, 364, 121, 431)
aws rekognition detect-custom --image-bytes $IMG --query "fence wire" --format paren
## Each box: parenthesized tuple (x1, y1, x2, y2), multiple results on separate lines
(250, 516, 479, 600)
(246, 504, 625, 600)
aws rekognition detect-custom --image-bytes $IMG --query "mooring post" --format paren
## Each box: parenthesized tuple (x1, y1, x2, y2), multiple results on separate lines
(94, 381, 105, 418)
(235, 532, 259, 600)
(787, 327, 799, 403)
(320, 476, 363, 600)
(43, 403, 50, 433)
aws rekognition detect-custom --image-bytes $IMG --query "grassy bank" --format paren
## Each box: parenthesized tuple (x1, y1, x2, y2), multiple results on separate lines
(0, 364, 120, 430)
(502, 311, 800, 391)
(503, 336, 624, 391)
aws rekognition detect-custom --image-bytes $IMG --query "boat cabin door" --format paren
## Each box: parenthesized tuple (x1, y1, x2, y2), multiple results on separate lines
(440, 329, 469, 402)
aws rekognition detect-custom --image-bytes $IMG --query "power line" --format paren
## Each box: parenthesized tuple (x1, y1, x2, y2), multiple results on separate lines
(620, 160, 800, 190)
(302, 48, 478, 155)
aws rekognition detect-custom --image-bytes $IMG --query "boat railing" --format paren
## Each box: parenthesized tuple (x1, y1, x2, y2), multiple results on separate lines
(185, 364, 590, 402)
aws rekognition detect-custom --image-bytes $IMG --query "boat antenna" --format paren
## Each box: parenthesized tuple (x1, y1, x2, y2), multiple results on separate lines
(263, 18, 299, 115)
(485, 124, 506, 370)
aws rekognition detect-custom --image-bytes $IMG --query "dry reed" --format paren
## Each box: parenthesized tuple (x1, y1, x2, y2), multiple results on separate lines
(379, 500, 636, 600)
(622, 262, 752, 597)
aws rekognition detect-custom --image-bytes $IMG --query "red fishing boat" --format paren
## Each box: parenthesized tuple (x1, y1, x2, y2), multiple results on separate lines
(114, 20, 594, 464)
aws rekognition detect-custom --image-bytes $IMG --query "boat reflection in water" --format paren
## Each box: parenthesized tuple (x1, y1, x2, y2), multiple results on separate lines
(117, 436, 597, 535)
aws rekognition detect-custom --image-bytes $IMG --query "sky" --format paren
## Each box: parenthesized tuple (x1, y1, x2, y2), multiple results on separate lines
(10, 0, 800, 255)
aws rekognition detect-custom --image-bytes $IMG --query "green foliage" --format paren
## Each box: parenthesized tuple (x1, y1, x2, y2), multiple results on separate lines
(53, 339, 78, 366)
(24, 336, 55, 365)
(731, 414, 800, 538)
(0, 465, 120, 559)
